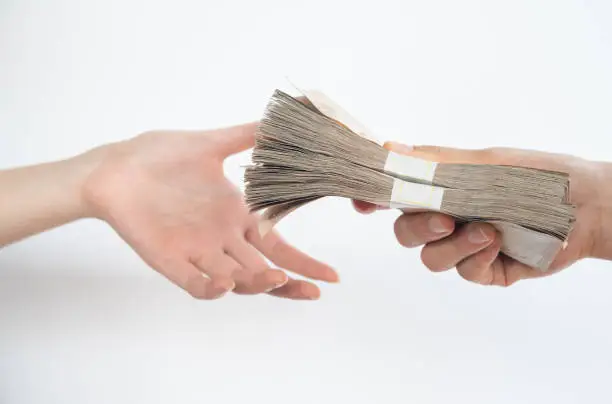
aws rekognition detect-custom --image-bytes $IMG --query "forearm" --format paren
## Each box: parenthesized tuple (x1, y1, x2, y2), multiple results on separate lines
(0, 149, 102, 246)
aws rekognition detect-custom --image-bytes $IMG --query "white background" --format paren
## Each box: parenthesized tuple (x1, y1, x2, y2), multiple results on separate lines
(2, 0, 612, 403)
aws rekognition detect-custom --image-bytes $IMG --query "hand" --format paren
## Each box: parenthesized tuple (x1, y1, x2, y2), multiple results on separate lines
(354, 143, 612, 286)
(82, 123, 338, 300)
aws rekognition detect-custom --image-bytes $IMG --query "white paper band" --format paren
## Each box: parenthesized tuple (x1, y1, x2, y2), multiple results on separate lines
(384, 152, 438, 183)
(389, 179, 445, 210)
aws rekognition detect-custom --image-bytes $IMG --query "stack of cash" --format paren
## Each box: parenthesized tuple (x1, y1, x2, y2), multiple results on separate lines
(244, 89, 575, 271)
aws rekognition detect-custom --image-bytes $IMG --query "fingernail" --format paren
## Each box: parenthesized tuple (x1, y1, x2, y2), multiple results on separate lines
(213, 289, 230, 299)
(217, 279, 235, 291)
(212, 281, 235, 298)
(428, 216, 449, 233)
(265, 278, 288, 292)
(307, 289, 321, 300)
(385, 141, 414, 154)
(468, 227, 490, 244)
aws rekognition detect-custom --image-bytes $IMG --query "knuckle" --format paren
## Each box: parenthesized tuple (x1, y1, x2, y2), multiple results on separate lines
(461, 224, 496, 247)
(244, 223, 262, 243)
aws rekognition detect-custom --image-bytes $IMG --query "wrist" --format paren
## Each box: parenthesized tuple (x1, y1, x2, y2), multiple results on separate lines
(584, 160, 612, 261)
(69, 143, 116, 220)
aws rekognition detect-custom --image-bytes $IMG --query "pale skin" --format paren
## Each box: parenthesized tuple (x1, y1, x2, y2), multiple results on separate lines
(0, 123, 339, 300)
(354, 142, 612, 286)
(4, 124, 611, 295)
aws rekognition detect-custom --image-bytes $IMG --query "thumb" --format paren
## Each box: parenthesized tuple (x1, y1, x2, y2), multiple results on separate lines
(211, 122, 258, 157)
(384, 142, 497, 165)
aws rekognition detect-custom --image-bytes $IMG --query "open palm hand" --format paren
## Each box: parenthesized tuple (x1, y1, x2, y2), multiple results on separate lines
(83, 123, 338, 300)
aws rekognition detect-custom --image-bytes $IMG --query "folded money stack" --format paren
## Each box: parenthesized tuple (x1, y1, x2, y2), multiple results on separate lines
(244, 89, 576, 271)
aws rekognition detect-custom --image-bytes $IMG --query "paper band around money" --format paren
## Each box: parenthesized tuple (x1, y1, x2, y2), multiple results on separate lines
(384, 152, 439, 183)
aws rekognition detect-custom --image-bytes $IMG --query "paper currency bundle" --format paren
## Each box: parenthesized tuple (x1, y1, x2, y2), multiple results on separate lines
(244, 89, 576, 271)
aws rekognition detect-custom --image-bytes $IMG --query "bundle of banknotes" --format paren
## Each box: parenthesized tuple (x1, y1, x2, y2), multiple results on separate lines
(244, 89, 575, 271)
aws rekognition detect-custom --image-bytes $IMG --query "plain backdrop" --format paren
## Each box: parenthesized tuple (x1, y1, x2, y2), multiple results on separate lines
(2, 0, 612, 403)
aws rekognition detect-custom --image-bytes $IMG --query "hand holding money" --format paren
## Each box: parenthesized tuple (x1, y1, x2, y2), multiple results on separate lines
(354, 143, 612, 286)
(245, 90, 576, 272)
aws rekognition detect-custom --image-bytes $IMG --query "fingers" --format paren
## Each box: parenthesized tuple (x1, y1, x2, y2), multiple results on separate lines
(456, 251, 554, 288)
(266, 278, 321, 300)
(188, 225, 337, 300)
(384, 141, 552, 170)
(409, 145, 494, 164)
(210, 122, 259, 157)
(193, 248, 323, 299)
(223, 240, 289, 294)
(393, 213, 552, 287)
(455, 237, 502, 284)
(380, 141, 563, 287)
(420, 222, 497, 272)
(158, 259, 235, 300)
(351, 199, 389, 214)
(496, 255, 556, 286)
(196, 253, 279, 295)
(393, 212, 455, 248)
(383, 141, 568, 176)
(383, 141, 498, 165)
(247, 227, 340, 283)
(352, 200, 377, 214)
